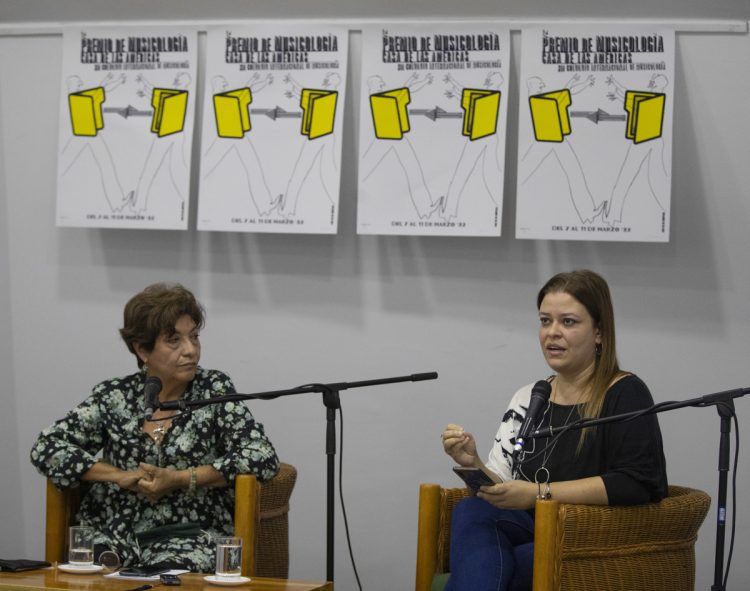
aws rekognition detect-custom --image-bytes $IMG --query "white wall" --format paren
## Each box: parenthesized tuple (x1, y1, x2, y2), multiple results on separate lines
(0, 24, 26, 554)
(1, 1, 749, 590)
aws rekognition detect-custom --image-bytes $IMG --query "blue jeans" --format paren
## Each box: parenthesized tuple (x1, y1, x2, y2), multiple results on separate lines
(444, 496, 535, 591)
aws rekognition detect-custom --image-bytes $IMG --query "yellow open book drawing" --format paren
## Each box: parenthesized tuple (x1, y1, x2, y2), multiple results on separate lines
(299, 89, 338, 140)
(624, 91, 665, 144)
(213, 88, 253, 139)
(68, 87, 106, 137)
(150, 88, 188, 137)
(369, 87, 411, 140)
(461, 89, 501, 140)
(529, 89, 572, 142)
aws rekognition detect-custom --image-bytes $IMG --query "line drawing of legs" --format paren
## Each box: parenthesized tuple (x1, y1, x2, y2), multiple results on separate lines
(280, 136, 336, 217)
(520, 139, 604, 224)
(59, 136, 129, 212)
(130, 136, 187, 214)
(361, 138, 436, 219)
(202, 137, 276, 216)
(606, 139, 668, 224)
(201, 138, 231, 179)
(441, 138, 502, 221)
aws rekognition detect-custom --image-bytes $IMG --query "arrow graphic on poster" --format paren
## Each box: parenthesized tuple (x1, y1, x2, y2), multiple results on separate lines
(250, 106, 302, 120)
(570, 109, 627, 124)
(409, 106, 463, 121)
(103, 105, 153, 119)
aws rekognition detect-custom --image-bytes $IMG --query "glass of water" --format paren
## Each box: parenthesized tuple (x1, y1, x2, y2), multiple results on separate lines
(214, 536, 242, 578)
(68, 526, 94, 566)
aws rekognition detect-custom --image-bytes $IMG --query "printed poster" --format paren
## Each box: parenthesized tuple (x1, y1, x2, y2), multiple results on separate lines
(516, 26, 675, 242)
(56, 26, 198, 229)
(357, 24, 510, 236)
(197, 25, 348, 234)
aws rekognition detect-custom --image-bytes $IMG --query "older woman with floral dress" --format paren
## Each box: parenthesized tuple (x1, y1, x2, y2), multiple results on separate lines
(31, 283, 279, 571)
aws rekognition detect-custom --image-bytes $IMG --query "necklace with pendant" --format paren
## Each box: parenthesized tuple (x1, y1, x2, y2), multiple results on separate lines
(533, 393, 579, 491)
(151, 414, 175, 447)
(152, 420, 167, 446)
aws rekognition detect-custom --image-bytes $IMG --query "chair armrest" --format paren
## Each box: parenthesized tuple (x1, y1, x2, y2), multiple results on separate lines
(532, 486, 711, 591)
(416, 484, 441, 591)
(45, 480, 71, 564)
(258, 462, 296, 518)
(551, 486, 711, 552)
(235, 463, 297, 579)
(234, 474, 259, 577)
(415, 485, 471, 591)
(255, 463, 297, 579)
(533, 498, 562, 591)
(45, 479, 84, 564)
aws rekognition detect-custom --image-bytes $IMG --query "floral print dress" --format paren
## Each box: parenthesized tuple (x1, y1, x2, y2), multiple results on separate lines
(30, 368, 279, 571)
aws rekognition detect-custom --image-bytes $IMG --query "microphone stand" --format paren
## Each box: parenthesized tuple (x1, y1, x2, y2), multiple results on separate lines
(529, 385, 750, 591)
(158, 371, 438, 584)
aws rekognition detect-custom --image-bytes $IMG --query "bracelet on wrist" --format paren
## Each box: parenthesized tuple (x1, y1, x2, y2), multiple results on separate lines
(188, 467, 197, 496)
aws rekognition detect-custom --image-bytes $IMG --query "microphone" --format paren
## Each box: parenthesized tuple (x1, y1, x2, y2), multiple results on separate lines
(143, 376, 162, 421)
(410, 372, 438, 381)
(512, 380, 552, 458)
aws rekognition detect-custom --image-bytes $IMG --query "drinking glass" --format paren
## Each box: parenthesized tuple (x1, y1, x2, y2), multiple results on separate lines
(214, 536, 242, 578)
(68, 526, 94, 566)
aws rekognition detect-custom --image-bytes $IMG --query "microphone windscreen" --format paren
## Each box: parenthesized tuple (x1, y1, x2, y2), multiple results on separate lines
(144, 376, 163, 397)
(530, 379, 552, 400)
(143, 376, 162, 420)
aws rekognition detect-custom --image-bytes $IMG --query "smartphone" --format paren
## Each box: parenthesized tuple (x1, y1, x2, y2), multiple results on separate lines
(118, 565, 171, 577)
(452, 467, 498, 491)
(160, 574, 182, 586)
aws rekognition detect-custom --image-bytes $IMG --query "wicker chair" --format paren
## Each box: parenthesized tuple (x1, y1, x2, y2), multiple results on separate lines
(45, 462, 297, 578)
(416, 483, 711, 591)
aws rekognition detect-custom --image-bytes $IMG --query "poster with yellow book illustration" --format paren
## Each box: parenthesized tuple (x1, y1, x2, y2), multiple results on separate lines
(357, 23, 510, 236)
(516, 25, 675, 242)
(56, 26, 197, 229)
(197, 24, 348, 234)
